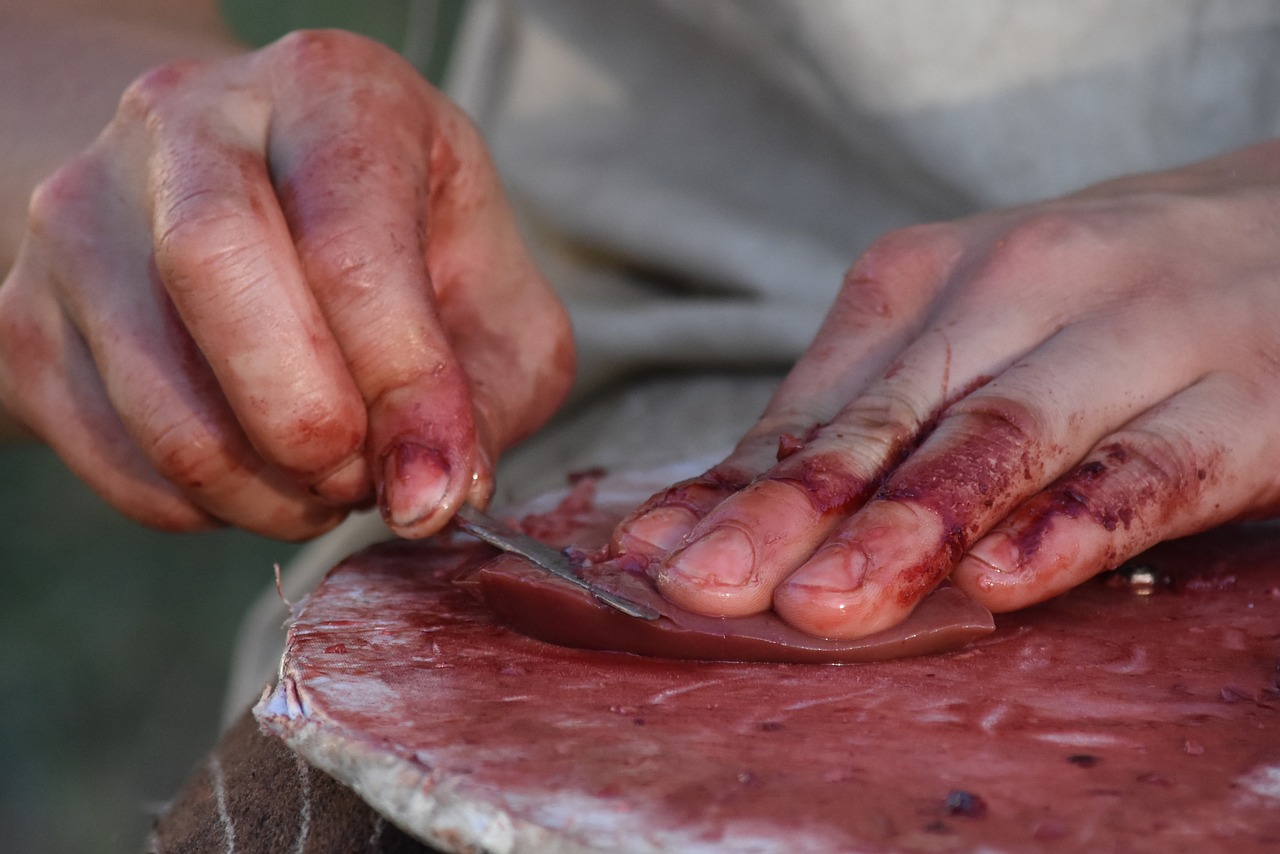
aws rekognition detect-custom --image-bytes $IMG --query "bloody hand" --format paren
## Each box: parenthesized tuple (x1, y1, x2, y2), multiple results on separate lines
(0, 30, 573, 540)
(616, 141, 1280, 638)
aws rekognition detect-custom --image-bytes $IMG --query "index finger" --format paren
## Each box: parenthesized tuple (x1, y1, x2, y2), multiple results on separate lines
(267, 32, 569, 536)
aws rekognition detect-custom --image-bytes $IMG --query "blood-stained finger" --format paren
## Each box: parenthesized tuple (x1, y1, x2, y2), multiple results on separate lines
(769, 313, 1209, 639)
(426, 124, 577, 508)
(612, 467, 755, 560)
(268, 31, 572, 537)
(614, 224, 964, 562)
(126, 57, 371, 504)
(269, 104, 471, 535)
(953, 373, 1280, 613)
(653, 293, 1066, 619)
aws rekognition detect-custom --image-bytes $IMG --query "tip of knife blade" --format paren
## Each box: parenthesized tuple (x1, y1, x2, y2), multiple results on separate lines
(455, 504, 661, 621)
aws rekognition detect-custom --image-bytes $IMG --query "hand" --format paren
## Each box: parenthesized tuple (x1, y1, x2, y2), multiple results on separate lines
(0, 30, 573, 540)
(614, 141, 1280, 638)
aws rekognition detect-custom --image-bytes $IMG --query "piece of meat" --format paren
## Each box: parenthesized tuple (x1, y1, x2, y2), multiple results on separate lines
(474, 470, 994, 662)
(475, 554, 993, 662)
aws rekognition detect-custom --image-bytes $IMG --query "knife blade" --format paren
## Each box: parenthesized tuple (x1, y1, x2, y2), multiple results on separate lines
(453, 504, 661, 621)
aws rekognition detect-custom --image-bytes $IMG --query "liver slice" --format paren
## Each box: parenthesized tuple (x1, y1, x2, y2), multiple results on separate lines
(258, 512, 1280, 852)
(476, 554, 993, 663)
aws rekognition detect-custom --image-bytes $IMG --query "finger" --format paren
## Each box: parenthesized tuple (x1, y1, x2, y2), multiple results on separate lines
(265, 35, 558, 536)
(123, 59, 372, 505)
(616, 225, 962, 560)
(770, 314, 1206, 638)
(0, 249, 215, 532)
(656, 328, 1006, 617)
(953, 372, 1280, 612)
(402, 96, 575, 511)
(425, 121, 576, 505)
(655, 283, 1062, 618)
(612, 467, 759, 559)
(21, 158, 348, 538)
(436, 258, 576, 510)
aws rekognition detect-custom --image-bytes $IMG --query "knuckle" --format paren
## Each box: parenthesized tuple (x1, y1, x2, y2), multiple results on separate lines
(297, 226, 380, 296)
(1000, 210, 1096, 254)
(769, 387, 928, 501)
(118, 59, 209, 121)
(26, 157, 99, 242)
(267, 29, 400, 87)
(146, 413, 243, 494)
(1100, 429, 1204, 498)
(273, 27, 369, 61)
(768, 447, 872, 513)
(26, 172, 71, 236)
(0, 315, 48, 426)
(749, 409, 824, 444)
(852, 222, 963, 277)
(258, 398, 366, 479)
(152, 193, 261, 294)
(973, 209, 1108, 285)
(944, 392, 1047, 456)
(826, 385, 930, 459)
(840, 223, 964, 303)
(139, 409, 350, 537)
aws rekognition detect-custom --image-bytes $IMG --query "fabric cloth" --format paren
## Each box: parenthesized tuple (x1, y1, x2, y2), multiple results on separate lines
(149, 709, 439, 853)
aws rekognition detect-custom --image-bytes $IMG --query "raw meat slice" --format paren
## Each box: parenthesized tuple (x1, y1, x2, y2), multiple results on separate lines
(476, 554, 993, 662)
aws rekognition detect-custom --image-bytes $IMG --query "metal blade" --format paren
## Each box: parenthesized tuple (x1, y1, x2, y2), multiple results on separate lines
(454, 504, 661, 620)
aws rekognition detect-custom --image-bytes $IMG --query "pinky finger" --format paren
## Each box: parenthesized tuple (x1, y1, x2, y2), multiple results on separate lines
(953, 373, 1280, 612)
(0, 279, 216, 531)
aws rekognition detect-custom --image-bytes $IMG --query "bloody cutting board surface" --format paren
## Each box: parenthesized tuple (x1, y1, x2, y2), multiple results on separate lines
(257, 485, 1280, 853)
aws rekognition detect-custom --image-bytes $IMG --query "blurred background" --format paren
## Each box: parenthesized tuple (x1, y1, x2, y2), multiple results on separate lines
(0, 2, 465, 851)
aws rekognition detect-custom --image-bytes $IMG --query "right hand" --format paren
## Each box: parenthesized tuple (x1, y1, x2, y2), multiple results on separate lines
(612, 141, 1280, 638)
(0, 29, 574, 540)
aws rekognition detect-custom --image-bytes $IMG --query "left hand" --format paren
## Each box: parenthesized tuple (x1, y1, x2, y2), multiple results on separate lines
(0, 30, 573, 540)
(612, 140, 1280, 639)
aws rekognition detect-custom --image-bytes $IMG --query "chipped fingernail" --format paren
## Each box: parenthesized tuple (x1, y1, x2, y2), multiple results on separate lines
(664, 525, 758, 590)
(381, 442, 451, 530)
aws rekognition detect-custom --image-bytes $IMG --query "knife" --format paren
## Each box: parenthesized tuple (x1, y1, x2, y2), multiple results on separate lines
(453, 504, 661, 621)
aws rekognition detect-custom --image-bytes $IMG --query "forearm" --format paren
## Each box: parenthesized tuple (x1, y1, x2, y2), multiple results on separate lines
(0, 1, 244, 275)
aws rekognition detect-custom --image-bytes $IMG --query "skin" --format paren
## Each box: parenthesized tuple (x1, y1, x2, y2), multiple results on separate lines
(0, 1, 574, 540)
(616, 146, 1280, 637)
(4, 4, 1280, 637)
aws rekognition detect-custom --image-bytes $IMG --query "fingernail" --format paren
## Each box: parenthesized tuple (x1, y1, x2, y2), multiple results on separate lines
(781, 544, 868, 595)
(617, 506, 698, 555)
(381, 442, 451, 530)
(663, 525, 758, 590)
(311, 453, 372, 505)
(966, 531, 1021, 575)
